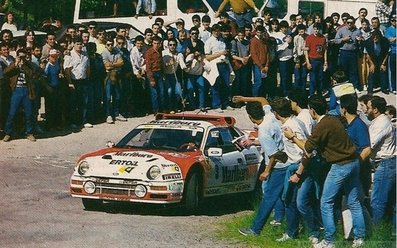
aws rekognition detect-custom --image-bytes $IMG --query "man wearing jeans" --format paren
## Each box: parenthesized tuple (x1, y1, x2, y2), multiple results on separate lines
(237, 97, 287, 236)
(366, 96, 396, 229)
(284, 95, 365, 248)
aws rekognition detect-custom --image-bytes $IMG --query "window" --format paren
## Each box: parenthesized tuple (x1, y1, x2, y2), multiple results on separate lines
(205, 127, 237, 154)
(298, 1, 324, 18)
(261, 0, 288, 20)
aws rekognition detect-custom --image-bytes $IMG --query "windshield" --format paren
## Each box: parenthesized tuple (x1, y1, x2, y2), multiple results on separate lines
(116, 127, 204, 151)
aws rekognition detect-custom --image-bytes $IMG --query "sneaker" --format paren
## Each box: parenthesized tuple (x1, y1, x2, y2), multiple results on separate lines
(363, 85, 367, 91)
(106, 116, 114, 124)
(213, 108, 223, 113)
(26, 134, 36, 142)
(84, 123, 93, 128)
(313, 239, 335, 248)
(352, 238, 364, 248)
(309, 236, 319, 245)
(270, 220, 282, 226)
(355, 89, 361, 95)
(115, 114, 127, 122)
(276, 233, 292, 242)
(238, 227, 258, 236)
(3, 135, 11, 142)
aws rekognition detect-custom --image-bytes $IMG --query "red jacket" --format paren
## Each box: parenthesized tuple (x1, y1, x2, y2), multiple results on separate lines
(250, 36, 269, 70)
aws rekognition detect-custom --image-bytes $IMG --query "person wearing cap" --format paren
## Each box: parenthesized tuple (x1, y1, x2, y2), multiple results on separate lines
(385, 14, 396, 94)
(334, 15, 362, 92)
(215, 0, 259, 28)
(135, 0, 156, 19)
(44, 49, 63, 130)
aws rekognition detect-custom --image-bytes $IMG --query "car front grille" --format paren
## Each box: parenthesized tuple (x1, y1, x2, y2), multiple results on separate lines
(95, 179, 137, 197)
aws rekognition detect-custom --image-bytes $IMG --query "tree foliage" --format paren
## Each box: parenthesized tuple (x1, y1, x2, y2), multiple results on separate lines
(6, 0, 76, 29)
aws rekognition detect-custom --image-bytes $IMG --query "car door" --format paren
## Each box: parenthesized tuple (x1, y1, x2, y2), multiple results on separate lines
(204, 127, 247, 196)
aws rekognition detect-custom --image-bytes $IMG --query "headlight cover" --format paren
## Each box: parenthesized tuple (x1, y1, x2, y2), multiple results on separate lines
(78, 161, 90, 175)
(147, 165, 161, 180)
(135, 184, 147, 198)
(84, 181, 96, 194)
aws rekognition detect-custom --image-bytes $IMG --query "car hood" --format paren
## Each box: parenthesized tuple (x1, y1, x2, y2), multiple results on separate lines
(77, 148, 203, 180)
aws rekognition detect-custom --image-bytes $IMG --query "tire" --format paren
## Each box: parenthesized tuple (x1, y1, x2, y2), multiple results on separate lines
(82, 198, 103, 210)
(183, 172, 201, 214)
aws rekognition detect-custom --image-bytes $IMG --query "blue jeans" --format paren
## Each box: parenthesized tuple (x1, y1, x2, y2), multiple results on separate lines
(251, 166, 287, 234)
(297, 175, 321, 238)
(164, 73, 181, 110)
(308, 59, 324, 96)
(279, 59, 293, 96)
(389, 53, 396, 92)
(186, 74, 206, 109)
(367, 56, 388, 93)
(234, 65, 251, 97)
(339, 50, 360, 89)
(262, 178, 285, 222)
(321, 159, 365, 243)
(294, 63, 307, 90)
(148, 71, 165, 113)
(211, 63, 230, 109)
(283, 163, 300, 238)
(105, 79, 121, 118)
(252, 64, 263, 97)
(371, 157, 396, 225)
(5, 86, 33, 135)
(234, 10, 254, 28)
(69, 79, 93, 125)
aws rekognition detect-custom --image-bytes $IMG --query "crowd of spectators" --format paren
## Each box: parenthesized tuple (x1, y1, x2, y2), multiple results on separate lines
(0, 2, 395, 145)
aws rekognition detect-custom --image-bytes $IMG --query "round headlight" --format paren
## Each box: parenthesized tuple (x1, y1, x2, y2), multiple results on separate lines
(78, 161, 90, 175)
(135, 184, 147, 198)
(84, 181, 96, 194)
(147, 165, 161, 180)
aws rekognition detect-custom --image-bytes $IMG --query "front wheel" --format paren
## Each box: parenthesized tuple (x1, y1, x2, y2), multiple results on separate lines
(82, 198, 103, 211)
(183, 172, 201, 214)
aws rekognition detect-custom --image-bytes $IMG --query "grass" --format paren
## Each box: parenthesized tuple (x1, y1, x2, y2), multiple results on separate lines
(215, 207, 396, 248)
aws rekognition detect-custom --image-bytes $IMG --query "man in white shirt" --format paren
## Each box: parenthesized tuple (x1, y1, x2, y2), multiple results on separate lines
(63, 37, 92, 129)
(366, 96, 396, 227)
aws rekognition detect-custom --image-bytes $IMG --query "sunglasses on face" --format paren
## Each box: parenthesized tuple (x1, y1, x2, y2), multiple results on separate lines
(191, 32, 198, 35)
(106, 43, 113, 46)
(89, 26, 96, 29)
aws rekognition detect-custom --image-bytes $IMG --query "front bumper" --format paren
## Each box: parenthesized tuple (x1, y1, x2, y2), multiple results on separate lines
(70, 175, 184, 204)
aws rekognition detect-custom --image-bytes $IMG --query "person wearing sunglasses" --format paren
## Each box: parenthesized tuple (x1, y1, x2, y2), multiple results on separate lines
(334, 16, 362, 93)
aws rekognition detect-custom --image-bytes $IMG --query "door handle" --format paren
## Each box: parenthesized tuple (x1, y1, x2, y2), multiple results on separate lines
(237, 158, 243, 164)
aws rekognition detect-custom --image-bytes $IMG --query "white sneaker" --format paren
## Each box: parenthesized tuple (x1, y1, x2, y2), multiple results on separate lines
(309, 235, 319, 245)
(355, 88, 361, 95)
(106, 116, 114, 124)
(352, 238, 364, 248)
(115, 114, 127, 122)
(270, 220, 282, 226)
(313, 240, 335, 248)
(363, 85, 367, 91)
(276, 233, 292, 242)
(84, 123, 93, 128)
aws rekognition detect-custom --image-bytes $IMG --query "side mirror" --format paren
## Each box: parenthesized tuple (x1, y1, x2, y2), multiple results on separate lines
(106, 141, 115, 148)
(207, 147, 223, 157)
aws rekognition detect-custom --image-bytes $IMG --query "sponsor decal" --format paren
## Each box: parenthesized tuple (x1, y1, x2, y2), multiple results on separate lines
(222, 165, 249, 183)
(235, 183, 252, 191)
(149, 120, 201, 126)
(109, 160, 138, 166)
(118, 166, 135, 173)
(114, 152, 153, 158)
(162, 173, 182, 180)
(161, 164, 180, 171)
(168, 182, 183, 191)
(206, 188, 221, 194)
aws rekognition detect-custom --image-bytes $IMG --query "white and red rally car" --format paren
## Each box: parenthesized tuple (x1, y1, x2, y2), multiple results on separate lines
(70, 114, 261, 212)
